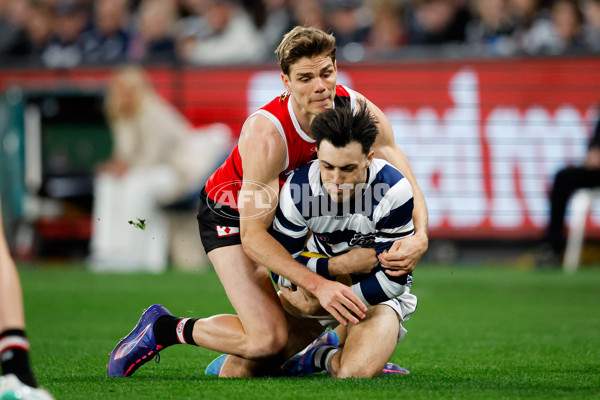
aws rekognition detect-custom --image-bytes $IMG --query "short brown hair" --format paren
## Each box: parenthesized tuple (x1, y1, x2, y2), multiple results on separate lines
(275, 26, 337, 76)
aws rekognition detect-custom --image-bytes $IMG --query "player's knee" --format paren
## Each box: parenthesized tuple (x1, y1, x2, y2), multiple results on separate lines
(335, 363, 379, 379)
(243, 329, 287, 359)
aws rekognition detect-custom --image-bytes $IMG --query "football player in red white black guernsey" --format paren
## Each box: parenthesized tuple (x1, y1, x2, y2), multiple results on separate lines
(107, 26, 428, 379)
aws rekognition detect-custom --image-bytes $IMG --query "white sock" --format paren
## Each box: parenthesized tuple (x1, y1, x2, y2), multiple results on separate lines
(313, 346, 338, 371)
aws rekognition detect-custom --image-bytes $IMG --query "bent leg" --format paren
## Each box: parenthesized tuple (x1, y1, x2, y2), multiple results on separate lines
(329, 305, 399, 378)
(191, 245, 288, 362)
(218, 292, 325, 377)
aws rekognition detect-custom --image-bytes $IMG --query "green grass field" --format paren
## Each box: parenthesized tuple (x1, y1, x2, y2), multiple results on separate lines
(17, 264, 600, 399)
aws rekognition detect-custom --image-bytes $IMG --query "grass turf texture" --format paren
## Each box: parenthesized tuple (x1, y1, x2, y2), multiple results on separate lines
(17, 265, 600, 399)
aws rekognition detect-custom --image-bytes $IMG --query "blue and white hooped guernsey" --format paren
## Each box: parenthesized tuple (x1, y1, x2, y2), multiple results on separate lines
(270, 158, 415, 306)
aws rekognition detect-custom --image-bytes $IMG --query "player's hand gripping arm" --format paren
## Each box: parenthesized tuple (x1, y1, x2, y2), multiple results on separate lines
(360, 94, 429, 275)
(237, 116, 367, 325)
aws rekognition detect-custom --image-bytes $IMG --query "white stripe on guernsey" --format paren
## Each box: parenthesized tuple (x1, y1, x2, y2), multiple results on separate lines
(375, 271, 407, 299)
(375, 224, 415, 243)
(279, 178, 308, 228)
(0, 336, 30, 353)
(253, 109, 289, 170)
(272, 216, 307, 238)
(291, 250, 303, 258)
(308, 161, 324, 197)
(306, 214, 374, 235)
(306, 257, 318, 273)
(379, 222, 415, 235)
(372, 179, 413, 223)
(287, 98, 315, 143)
(176, 318, 190, 344)
(366, 160, 386, 185)
(351, 284, 368, 306)
(375, 235, 412, 244)
(350, 272, 406, 307)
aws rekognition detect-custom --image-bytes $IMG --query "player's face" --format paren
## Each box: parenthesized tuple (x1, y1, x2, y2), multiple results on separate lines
(282, 55, 337, 117)
(318, 140, 374, 203)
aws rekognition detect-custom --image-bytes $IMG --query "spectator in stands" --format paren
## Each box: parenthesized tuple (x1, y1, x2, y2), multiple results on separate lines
(12, 1, 55, 63)
(521, 0, 585, 54)
(364, 0, 408, 57)
(289, 0, 327, 31)
(90, 66, 232, 272)
(507, 0, 542, 49)
(174, 0, 213, 53)
(325, 0, 370, 60)
(42, 0, 89, 68)
(178, 0, 266, 65)
(80, 0, 131, 64)
(129, 0, 178, 63)
(581, 0, 600, 51)
(0, 0, 26, 57)
(538, 113, 600, 265)
(465, 0, 516, 55)
(259, 0, 292, 55)
(406, 0, 472, 45)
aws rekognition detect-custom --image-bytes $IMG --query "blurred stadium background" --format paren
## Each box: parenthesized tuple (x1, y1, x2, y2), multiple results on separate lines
(1, 0, 600, 267)
(1, 0, 600, 398)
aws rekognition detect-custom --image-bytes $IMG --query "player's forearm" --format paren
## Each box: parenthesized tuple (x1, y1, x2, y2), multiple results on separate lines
(411, 183, 429, 243)
(241, 229, 323, 293)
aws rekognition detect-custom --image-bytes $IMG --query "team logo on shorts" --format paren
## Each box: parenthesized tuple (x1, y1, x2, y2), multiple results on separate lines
(216, 226, 240, 237)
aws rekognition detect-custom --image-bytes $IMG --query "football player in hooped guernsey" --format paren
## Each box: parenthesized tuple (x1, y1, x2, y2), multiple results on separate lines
(107, 26, 428, 378)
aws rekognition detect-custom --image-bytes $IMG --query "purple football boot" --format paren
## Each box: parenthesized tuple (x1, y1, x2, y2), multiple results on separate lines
(107, 304, 172, 377)
(381, 362, 410, 375)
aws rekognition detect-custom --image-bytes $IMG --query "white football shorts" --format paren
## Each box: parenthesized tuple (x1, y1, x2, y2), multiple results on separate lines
(298, 287, 418, 343)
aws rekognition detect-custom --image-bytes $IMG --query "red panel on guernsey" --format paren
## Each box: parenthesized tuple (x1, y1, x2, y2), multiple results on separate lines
(205, 85, 352, 209)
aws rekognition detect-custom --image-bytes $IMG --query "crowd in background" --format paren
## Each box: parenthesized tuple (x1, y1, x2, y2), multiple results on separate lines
(0, 0, 599, 68)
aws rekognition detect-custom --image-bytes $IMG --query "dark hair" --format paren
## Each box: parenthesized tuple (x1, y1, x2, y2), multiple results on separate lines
(275, 26, 337, 76)
(311, 99, 379, 155)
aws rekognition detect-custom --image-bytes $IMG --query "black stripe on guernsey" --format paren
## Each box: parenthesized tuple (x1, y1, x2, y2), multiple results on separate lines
(377, 229, 414, 239)
(358, 275, 390, 305)
(294, 255, 331, 280)
(334, 95, 350, 108)
(295, 255, 310, 266)
(370, 164, 404, 189)
(268, 226, 304, 255)
(375, 198, 414, 231)
(367, 164, 405, 212)
(289, 164, 314, 217)
(316, 258, 331, 280)
(270, 271, 280, 284)
(313, 238, 330, 257)
(385, 271, 409, 285)
(374, 240, 397, 254)
(275, 208, 306, 233)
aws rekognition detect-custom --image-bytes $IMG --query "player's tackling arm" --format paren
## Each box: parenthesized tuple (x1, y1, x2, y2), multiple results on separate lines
(357, 92, 429, 275)
(237, 116, 367, 325)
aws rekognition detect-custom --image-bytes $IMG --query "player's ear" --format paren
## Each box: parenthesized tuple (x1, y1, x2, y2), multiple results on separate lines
(366, 150, 374, 166)
(281, 72, 291, 92)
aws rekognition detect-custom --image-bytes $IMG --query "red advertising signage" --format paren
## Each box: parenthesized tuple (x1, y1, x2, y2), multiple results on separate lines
(1, 57, 599, 239)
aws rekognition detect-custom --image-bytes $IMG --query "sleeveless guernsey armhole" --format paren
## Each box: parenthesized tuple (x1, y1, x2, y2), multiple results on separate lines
(252, 109, 289, 170)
